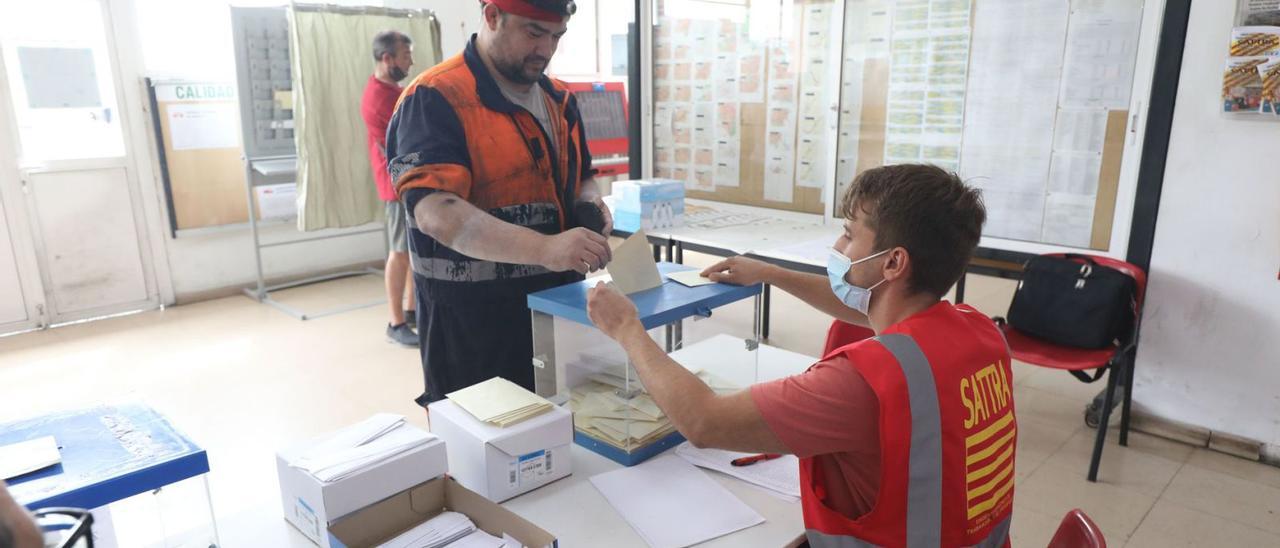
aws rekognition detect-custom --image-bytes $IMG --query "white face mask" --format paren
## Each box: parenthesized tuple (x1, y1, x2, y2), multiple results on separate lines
(827, 248, 889, 315)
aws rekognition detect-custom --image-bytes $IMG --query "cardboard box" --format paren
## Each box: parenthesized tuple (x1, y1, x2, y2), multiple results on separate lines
(277, 424, 448, 547)
(427, 400, 572, 502)
(612, 179, 685, 232)
(327, 476, 557, 548)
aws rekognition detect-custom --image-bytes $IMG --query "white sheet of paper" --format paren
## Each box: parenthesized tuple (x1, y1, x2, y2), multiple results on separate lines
(590, 454, 765, 548)
(0, 436, 60, 480)
(168, 103, 239, 150)
(607, 230, 663, 295)
(674, 442, 801, 501)
(960, 0, 1069, 242)
(666, 270, 716, 287)
(1059, 0, 1143, 109)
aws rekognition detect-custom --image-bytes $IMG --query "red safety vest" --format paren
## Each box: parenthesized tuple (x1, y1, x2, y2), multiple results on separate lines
(802, 303, 1016, 548)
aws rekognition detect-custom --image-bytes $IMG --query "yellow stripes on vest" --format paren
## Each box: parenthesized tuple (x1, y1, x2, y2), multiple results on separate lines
(968, 455, 1014, 499)
(965, 407, 1016, 522)
(967, 473, 1014, 519)
(965, 427, 1015, 467)
(965, 409, 1014, 450)
(967, 443, 1014, 485)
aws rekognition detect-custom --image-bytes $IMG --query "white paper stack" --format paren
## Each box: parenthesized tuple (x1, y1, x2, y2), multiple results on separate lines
(446, 377, 554, 428)
(446, 530, 522, 548)
(378, 511, 475, 548)
(590, 454, 765, 548)
(674, 441, 801, 501)
(290, 414, 436, 483)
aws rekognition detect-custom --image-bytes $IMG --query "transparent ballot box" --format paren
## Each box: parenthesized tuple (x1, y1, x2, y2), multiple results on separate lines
(526, 263, 762, 466)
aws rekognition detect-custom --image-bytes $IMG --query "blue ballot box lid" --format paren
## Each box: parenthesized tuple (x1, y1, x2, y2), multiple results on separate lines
(1, 405, 210, 511)
(527, 263, 762, 330)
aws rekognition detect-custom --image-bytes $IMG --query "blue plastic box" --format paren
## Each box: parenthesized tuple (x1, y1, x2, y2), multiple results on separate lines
(526, 263, 762, 466)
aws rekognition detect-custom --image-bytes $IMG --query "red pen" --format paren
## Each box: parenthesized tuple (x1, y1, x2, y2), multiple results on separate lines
(731, 453, 783, 467)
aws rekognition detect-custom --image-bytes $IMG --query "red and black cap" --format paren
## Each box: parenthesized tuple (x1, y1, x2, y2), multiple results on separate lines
(485, 0, 577, 23)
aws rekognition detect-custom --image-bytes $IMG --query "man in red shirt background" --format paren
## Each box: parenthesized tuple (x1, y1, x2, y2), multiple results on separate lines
(361, 30, 417, 347)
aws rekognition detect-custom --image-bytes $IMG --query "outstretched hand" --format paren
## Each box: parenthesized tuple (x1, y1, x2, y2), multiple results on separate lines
(586, 281, 643, 341)
(701, 256, 777, 286)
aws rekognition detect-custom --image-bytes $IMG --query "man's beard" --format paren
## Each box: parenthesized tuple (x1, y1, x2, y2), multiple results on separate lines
(495, 54, 550, 85)
(389, 66, 408, 82)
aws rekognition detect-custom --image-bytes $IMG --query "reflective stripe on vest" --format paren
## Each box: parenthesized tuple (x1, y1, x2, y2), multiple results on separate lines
(805, 334, 1011, 548)
(407, 202, 558, 282)
(410, 257, 552, 282)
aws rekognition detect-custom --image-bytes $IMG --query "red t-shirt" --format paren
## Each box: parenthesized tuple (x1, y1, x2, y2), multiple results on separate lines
(361, 75, 402, 202)
(751, 355, 880, 520)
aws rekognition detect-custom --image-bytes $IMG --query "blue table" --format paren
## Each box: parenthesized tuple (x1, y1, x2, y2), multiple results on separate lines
(1, 405, 211, 511)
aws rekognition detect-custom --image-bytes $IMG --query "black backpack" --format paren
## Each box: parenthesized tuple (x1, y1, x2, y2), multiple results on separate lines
(1005, 255, 1137, 350)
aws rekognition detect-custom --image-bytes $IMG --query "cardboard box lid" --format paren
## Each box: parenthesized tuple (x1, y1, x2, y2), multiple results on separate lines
(433, 401, 572, 458)
(328, 476, 556, 548)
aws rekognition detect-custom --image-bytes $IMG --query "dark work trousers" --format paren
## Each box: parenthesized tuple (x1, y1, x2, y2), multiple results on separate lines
(412, 271, 581, 407)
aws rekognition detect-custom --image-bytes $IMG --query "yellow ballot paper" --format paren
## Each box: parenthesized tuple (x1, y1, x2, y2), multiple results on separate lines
(446, 377, 554, 428)
(666, 269, 716, 288)
(606, 230, 663, 294)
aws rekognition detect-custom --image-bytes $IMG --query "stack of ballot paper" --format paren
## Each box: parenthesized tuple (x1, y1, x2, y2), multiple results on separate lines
(290, 414, 435, 483)
(674, 441, 801, 501)
(568, 370, 738, 450)
(377, 511, 523, 548)
(446, 377, 554, 428)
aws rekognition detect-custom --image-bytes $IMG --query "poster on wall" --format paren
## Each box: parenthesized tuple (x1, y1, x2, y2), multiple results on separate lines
(167, 103, 240, 150)
(1237, 0, 1280, 25)
(1260, 58, 1280, 114)
(1224, 57, 1269, 113)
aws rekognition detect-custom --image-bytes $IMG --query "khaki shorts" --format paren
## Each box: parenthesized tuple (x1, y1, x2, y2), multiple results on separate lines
(386, 199, 409, 253)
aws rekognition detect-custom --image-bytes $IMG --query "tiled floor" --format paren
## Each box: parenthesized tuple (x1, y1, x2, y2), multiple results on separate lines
(3, 252, 1279, 547)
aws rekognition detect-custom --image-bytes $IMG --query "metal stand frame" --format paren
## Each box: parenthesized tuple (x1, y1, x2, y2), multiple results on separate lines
(240, 155, 386, 321)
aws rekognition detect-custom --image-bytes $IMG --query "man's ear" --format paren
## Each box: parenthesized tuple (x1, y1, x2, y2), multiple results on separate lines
(885, 247, 911, 282)
(482, 3, 502, 30)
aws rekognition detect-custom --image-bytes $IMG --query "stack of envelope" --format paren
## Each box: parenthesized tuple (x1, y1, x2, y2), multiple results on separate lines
(568, 369, 737, 450)
(291, 414, 435, 483)
(378, 511, 473, 548)
(447, 377, 554, 428)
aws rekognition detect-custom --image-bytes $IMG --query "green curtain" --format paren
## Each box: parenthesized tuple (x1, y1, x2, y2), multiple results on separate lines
(289, 7, 441, 231)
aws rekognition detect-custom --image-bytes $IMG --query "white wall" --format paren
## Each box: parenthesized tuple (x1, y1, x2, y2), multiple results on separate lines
(1133, 1, 1280, 448)
(384, 0, 481, 55)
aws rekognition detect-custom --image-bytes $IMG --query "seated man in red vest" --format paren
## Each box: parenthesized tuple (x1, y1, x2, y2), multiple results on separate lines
(587, 164, 1015, 547)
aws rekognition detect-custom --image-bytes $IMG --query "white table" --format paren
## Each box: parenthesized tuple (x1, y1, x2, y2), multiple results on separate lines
(502, 338, 817, 548)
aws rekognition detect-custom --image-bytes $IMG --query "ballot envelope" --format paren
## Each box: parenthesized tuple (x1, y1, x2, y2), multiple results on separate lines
(526, 262, 762, 466)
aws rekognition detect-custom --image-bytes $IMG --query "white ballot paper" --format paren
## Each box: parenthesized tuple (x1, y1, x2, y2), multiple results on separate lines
(607, 230, 663, 294)
(590, 454, 765, 547)
(675, 441, 801, 501)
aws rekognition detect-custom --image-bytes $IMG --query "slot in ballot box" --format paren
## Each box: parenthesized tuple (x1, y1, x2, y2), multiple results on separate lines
(526, 263, 762, 466)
